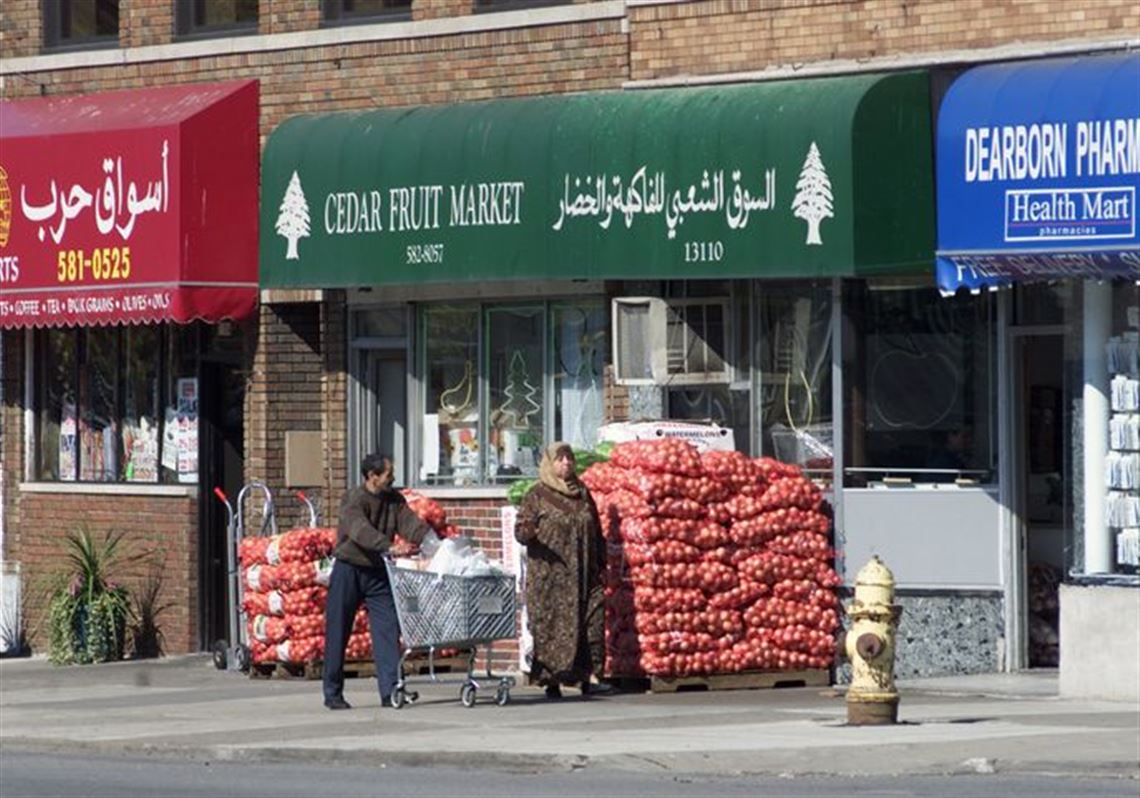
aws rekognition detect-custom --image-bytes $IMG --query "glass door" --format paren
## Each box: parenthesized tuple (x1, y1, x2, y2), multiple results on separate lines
(352, 348, 408, 488)
(1012, 331, 1072, 669)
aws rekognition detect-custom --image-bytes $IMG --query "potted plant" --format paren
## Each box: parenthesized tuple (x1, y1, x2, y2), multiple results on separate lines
(47, 528, 134, 665)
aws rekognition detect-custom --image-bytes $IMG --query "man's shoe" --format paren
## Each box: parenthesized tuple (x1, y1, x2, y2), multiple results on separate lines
(324, 697, 352, 710)
(544, 684, 563, 700)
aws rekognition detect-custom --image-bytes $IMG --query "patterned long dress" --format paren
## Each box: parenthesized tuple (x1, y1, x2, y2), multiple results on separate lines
(514, 482, 606, 686)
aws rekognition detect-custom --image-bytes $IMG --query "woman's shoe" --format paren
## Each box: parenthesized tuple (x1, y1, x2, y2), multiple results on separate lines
(544, 684, 563, 700)
(581, 680, 618, 696)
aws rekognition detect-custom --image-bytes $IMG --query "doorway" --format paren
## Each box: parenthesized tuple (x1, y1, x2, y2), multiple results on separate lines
(197, 358, 245, 651)
(1012, 332, 1070, 669)
(351, 348, 408, 487)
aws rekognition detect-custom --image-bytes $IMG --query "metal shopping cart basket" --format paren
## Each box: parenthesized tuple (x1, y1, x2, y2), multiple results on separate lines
(384, 560, 517, 708)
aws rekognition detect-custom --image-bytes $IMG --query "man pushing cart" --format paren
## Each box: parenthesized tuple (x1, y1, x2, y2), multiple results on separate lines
(324, 452, 516, 710)
(322, 453, 434, 710)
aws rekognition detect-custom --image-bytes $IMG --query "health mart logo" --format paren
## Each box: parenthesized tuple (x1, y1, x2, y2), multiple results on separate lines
(1004, 186, 1135, 242)
(275, 170, 310, 260)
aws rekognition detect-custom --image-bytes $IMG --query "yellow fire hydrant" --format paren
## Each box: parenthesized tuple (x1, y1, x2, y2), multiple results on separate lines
(841, 555, 902, 725)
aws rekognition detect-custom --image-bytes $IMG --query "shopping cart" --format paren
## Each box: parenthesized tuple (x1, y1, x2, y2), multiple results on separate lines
(384, 560, 517, 708)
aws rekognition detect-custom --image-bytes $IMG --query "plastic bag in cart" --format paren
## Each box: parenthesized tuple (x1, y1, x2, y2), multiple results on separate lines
(425, 536, 504, 577)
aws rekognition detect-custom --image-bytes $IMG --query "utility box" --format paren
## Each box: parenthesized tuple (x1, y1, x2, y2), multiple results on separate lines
(284, 431, 323, 487)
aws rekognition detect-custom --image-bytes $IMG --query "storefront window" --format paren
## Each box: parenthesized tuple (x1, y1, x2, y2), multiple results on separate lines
(354, 307, 407, 339)
(162, 326, 201, 484)
(424, 306, 481, 486)
(842, 281, 997, 486)
(488, 307, 545, 482)
(36, 330, 79, 481)
(667, 385, 751, 447)
(552, 303, 606, 452)
(1107, 282, 1140, 575)
(663, 280, 750, 452)
(757, 281, 833, 479)
(418, 299, 606, 487)
(122, 327, 161, 482)
(79, 328, 119, 481)
(34, 325, 200, 484)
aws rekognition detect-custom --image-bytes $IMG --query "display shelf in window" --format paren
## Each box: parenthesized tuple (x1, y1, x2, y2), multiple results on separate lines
(1117, 528, 1140, 570)
(1107, 331, 1140, 572)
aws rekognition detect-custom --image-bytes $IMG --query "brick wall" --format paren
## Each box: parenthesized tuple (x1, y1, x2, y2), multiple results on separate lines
(321, 296, 349, 519)
(2, 330, 201, 655)
(244, 302, 325, 532)
(261, 0, 322, 35)
(0, 0, 39, 59)
(1, 333, 25, 557)
(3, 19, 629, 136)
(416, 0, 475, 21)
(11, 493, 199, 654)
(628, 0, 1140, 81)
(122, 1, 173, 49)
(434, 496, 520, 673)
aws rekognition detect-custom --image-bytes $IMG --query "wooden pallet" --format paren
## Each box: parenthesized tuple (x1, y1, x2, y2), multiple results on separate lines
(608, 668, 830, 694)
(249, 654, 471, 681)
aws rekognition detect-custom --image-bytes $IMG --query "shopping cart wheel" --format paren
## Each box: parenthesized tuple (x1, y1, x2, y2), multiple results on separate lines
(407, 691, 420, 705)
(460, 684, 477, 708)
(391, 688, 407, 709)
(234, 644, 250, 673)
(211, 640, 228, 671)
(494, 685, 510, 706)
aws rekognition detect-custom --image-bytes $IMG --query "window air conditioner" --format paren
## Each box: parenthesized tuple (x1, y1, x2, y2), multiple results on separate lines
(612, 297, 731, 386)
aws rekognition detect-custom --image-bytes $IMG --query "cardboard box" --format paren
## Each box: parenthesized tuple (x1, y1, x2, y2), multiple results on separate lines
(597, 420, 736, 453)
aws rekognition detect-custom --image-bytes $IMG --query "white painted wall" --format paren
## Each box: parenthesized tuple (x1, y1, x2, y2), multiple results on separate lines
(1059, 584, 1140, 703)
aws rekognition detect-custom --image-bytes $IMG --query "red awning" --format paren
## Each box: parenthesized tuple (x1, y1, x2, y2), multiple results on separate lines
(0, 80, 259, 328)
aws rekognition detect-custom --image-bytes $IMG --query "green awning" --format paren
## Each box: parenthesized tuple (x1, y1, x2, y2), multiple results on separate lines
(260, 72, 934, 288)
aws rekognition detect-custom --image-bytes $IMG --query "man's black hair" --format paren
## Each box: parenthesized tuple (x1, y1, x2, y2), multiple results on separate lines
(361, 453, 393, 479)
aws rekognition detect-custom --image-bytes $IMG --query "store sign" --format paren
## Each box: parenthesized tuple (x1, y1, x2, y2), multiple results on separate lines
(261, 72, 934, 287)
(0, 134, 179, 325)
(936, 54, 1140, 293)
(0, 81, 259, 328)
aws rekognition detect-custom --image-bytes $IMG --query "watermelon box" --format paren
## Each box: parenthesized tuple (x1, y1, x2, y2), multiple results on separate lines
(596, 421, 736, 453)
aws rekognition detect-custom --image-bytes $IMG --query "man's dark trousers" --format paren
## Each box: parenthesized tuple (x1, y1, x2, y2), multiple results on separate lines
(322, 559, 401, 704)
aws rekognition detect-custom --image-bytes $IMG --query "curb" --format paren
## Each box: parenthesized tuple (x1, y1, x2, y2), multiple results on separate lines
(4, 736, 1138, 780)
(0, 738, 586, 775)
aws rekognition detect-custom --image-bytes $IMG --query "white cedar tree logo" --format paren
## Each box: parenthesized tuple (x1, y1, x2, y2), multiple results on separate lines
(276, 170, 310, 260)
(791, 142, 833, 246)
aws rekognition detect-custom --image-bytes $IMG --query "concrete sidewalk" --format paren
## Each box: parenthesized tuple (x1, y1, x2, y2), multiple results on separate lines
(1, 655, 1137, 779)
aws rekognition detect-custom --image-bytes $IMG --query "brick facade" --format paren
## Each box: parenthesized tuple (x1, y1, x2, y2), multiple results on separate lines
(13, 493, 199, 654)
(2, 0, 1135, 659)
(627, 0, 1139, 81)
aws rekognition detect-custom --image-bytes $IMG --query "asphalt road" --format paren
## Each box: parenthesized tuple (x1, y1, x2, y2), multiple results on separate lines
(1, 751, 1136, 798)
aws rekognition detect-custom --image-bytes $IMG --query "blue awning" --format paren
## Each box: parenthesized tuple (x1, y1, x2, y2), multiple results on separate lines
(935, 53, 1140, 294)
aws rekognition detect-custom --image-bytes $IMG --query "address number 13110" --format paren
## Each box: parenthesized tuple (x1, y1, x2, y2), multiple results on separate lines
(684, 241, 724, 263)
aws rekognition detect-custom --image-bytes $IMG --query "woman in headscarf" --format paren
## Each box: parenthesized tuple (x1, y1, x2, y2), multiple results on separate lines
(515, 442, 610, 698)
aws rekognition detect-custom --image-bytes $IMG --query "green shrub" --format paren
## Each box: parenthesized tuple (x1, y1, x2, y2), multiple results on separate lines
(46, 528, 135, 665)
